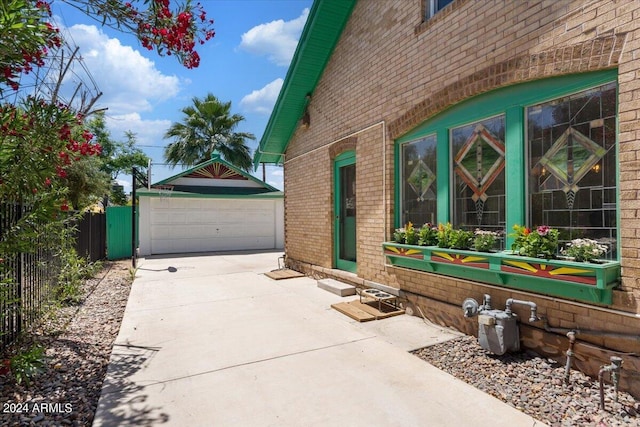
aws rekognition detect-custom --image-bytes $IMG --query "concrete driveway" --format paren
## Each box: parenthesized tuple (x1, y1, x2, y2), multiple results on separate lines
(93, 251, 546, 427)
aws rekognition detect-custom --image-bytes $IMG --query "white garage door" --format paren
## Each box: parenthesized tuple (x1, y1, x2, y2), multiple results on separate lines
(148, 197, 277, 254)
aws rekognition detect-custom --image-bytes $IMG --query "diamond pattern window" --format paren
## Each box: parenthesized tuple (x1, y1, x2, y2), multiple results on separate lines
(527, 82, 617, 259)
(401, 135, 437, 226)
(451, 115, 506, 242)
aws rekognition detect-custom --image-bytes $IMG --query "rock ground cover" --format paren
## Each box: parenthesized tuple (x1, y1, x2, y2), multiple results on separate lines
(0, 261, 132, 426)
(413, 335, 640, 426)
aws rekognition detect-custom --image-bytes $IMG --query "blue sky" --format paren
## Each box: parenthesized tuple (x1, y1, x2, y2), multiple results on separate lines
(48, 0, 313, 191)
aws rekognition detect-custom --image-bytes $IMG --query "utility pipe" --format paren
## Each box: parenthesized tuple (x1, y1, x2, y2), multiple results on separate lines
(599, 356, 623, 410)
(564, 331, 576, 384)
(504, 298, 538, 322)
(542, 317, 640, 341)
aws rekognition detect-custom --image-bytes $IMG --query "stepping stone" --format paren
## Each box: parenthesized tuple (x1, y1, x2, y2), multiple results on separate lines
(317, 278, 356, 296)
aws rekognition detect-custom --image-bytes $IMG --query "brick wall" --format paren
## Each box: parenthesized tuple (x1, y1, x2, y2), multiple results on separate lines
(283, 0, 640, 396)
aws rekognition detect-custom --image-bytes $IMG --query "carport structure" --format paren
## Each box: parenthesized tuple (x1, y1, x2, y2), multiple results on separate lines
(137, 154, 283, 256)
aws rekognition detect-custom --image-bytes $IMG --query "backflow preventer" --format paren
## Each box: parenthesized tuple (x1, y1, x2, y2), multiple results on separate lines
(462, 294, 539, 355)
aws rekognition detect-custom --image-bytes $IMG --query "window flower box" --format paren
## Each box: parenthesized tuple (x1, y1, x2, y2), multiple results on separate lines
(382, 242, 620, 305)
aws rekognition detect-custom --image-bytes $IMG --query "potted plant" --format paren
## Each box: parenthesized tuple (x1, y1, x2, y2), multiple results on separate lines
(510, 224, 559, 259)
(474, 229, 498, 252)
(436, 222, 454, 248)
(418, 223, 438, 246)
(562, 238, 608, 263)
(393, 226, 406, 244)
(383, 223, 620, 304)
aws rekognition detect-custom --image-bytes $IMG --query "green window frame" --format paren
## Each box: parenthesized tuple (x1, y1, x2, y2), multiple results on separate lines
(395, 69, 619, 258)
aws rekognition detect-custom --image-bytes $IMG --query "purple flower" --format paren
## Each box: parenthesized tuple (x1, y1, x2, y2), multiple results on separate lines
(536, 225, 550, 236)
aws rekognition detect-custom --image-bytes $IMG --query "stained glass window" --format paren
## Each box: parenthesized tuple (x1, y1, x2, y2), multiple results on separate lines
(526, 82, 617, 259)
(451, 115, 506, 244)
(401, 135, 437, 227)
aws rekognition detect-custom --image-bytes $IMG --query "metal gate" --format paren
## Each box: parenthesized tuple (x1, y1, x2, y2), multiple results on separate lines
(106, 206, 137, 260)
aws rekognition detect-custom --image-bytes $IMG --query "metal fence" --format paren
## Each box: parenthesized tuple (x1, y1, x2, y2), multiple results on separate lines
(73, 211, 106, 262)
(0, 203, 106, 350)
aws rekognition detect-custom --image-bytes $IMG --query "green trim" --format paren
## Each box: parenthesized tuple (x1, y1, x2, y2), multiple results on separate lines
(395, 69, 618, 253)
(393, 141, 401, 228)
(253, 0, 357, 167)
(504, 106, 524, 250)
(397, 70, 617, 144)
(155, 154, 278, 192)
(436, 128, 449, 224)
(137, 189, 283, 199)
(383, 242, 620, 305)
(334, 151, 357, 273)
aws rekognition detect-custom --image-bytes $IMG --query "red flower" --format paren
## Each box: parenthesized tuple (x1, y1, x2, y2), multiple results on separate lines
(60, 202, 69, 211)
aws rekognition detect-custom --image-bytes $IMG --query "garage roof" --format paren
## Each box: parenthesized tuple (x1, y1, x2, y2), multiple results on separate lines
(138, 154, 282, 199)
(253, 0, 356, 167)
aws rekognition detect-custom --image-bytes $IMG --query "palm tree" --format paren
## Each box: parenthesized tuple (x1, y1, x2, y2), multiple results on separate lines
(163, 94, 255, 170)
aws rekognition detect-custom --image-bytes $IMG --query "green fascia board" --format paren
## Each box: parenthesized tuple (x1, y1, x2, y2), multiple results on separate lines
(153, 155, 278, 192)
(137, 189, 283, 199)
(253, 0, 357, 168)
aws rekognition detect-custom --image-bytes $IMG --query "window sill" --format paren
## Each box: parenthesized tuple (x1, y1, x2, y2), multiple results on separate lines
(382, 242, 620, 305)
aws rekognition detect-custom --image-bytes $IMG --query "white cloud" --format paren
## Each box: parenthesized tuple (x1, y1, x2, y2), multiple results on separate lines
(116, 178, 132, 194)
(105, 113, 171, 147)
(239, 8, 309, 66)
(63, 24, 181, 115)
(240, 79, 283, 114)
(266, 166, 284, 190)
(268, 179, 283, 190)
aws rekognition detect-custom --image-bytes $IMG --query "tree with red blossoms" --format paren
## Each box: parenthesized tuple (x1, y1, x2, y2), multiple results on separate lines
(1, 0, 214, 98)
(59, 0, 214, 68)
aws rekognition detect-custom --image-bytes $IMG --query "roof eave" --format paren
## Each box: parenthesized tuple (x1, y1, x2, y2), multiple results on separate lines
(253, 0, 357, 168)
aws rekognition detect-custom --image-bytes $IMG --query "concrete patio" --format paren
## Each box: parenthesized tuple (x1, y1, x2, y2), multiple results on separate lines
(93, 250, 547, 427)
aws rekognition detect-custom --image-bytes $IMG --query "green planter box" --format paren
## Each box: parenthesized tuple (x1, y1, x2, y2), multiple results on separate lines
(382, 242, 620, 305)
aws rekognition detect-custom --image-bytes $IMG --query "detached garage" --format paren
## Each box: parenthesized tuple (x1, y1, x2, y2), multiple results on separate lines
(138, 154, 284, 256)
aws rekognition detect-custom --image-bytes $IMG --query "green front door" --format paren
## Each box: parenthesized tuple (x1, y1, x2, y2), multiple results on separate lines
(334, 152, 356, 272)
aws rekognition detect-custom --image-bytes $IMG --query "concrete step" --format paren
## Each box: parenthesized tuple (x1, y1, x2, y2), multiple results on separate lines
(317, 278, 356, 297)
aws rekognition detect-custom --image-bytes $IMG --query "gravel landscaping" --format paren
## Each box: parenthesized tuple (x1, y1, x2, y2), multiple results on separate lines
(413, 335, 640, 426)
(0, 261, 132, 426)
(1, 262, 639, 426)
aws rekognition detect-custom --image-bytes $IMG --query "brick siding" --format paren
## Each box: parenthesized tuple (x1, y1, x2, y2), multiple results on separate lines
(283, 0, 640, 396)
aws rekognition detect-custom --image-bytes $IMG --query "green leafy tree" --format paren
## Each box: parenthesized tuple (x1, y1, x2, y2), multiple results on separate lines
(63, 156, 110, 210)
(163, 94, 255, 171)
(87, 113, 149, 205)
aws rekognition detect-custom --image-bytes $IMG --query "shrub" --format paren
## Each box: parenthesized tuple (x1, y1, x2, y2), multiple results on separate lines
(10, 345, 46, 386)
(55, 249, 101, 305)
